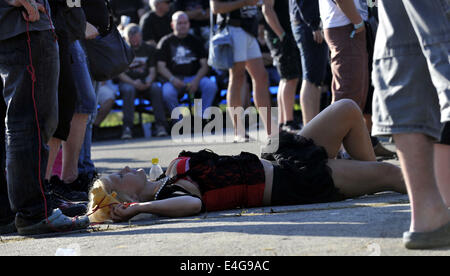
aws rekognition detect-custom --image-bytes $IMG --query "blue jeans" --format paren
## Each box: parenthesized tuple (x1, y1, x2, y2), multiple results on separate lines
(70, 40, 97, 115)
(0, 31, 60, 221)
(162, 76, 218, 117)
(119, 82, 169, 129)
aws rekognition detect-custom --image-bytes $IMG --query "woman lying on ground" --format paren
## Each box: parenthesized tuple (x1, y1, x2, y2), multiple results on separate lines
(87, 99, 406, 223)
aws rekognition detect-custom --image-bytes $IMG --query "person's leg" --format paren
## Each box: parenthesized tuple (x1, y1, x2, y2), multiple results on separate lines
(144, 83, 169, 129)
(394, 133, 450, 233)
(227, 62, 247, 136)
(299, 99, 376, 161)
(94, 98, 114, 126)
(61, 113, 89, 183)
(62, 40, 96, 183)
(300, 80, 321, 126)
(281, 78, 299, 124)
(327, 158, 406, 198)
(119, 83, 137, 130)
(1, 31, 59, 222)
(162, 81, 181, 116)
(245, 57, 272, 136)
(45, 137, 62, 180)
(277, 79, 286, 125)
(434, 143, 450, 207)
(198, 77, 218, 116)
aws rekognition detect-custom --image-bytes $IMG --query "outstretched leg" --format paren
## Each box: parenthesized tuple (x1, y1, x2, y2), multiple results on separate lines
(327, 159, 406, 198)
(299, 99, 376, 161)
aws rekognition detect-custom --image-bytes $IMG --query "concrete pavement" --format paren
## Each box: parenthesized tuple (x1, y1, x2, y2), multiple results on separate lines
(1, 134, 449, 256)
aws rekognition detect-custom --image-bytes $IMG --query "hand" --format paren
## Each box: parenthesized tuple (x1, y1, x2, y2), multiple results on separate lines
(188, 79, 200, 96)
(6, 0, 46, 22)
(133, 79, 150, 91)
(354, 23, 366, 35)
(85, 22, 100, 40)
(171, 77, 185, 90)
(312, 29, 324, 44)
(110, 203, 140, 222)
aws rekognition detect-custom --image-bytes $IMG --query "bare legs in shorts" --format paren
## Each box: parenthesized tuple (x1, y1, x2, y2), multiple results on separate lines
(298, 99, 406, 198)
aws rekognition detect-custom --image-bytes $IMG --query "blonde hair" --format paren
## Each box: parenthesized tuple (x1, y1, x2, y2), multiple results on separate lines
(87, 177, 136, 223)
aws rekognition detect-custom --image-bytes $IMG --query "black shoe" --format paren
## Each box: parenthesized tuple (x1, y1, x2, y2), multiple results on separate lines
(49, 176, 88, 202)
(43, 179, 88, 217)
(260, 137, 279, 161)
(51, 196, 87, 217)
(69, 173, 98, 194)
(281, 121, 302, 134)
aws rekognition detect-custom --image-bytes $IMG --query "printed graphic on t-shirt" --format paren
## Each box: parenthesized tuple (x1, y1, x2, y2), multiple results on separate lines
(129, 57, 148, 73)
(240, 6, 258, 18)
(171, 45, 197, 65)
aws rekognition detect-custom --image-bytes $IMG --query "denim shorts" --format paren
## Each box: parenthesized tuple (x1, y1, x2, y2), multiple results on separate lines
(292, 23, 329, 86)
(371, 0, 450, 140)
(70, 40, 97, 114)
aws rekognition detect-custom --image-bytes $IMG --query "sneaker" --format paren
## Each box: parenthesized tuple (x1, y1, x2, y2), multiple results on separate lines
(260, 136, 279, 161)
(121, 127, 132, 140)
(51, 196, 87, 218)
(154, 124, 168, 137)
(373, 143, 397, 160)
(16, 209, 90, 236)
(49, 176, 88, 202)
(281, 121, 302, 134)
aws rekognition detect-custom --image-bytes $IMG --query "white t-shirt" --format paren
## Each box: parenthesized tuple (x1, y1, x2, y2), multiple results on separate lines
(319, 0, 369, 29)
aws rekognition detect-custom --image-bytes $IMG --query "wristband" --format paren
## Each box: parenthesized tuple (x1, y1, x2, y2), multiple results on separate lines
(350, 22, 364, 39)
(353, 21, 365, 30)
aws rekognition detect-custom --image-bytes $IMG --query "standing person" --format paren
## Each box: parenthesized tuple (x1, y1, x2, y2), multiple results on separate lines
(319, 0, 368, 110)
(210, 0, 273, 140)
(0, 0, 89, 235)
(290, 0, 328, 127)
(157, 12, 217, 122)
(261, 0, 301, 133)
(372, 0, 450, 249)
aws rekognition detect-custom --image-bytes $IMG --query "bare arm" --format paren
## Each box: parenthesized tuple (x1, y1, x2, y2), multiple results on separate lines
(157, 61, 185, 89)
(111, 196, 202, 220)
(210, 0, 259, 15)
(261, 0, 284, 39)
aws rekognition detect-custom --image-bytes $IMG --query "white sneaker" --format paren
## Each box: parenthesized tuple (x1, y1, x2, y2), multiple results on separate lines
(154, 125, 168, 137)
(121, 127, 132, 140)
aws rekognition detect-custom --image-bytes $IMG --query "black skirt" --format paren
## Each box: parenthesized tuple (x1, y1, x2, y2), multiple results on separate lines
(270, 131, 344, 206)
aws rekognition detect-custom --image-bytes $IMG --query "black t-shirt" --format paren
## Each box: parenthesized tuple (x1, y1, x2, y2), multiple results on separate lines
(173, 0, 210, 29)
(264, 0, 291, 38)
(157, 33, 206, 77)
(139, 10, 172, 44)
(126, 43, 157, 81)
(216, 0, 259, 37)
(82, 0, 110, 36)
(110, 0, 143, 24)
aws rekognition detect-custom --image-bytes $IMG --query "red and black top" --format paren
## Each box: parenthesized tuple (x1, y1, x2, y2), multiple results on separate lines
(155, 150, 266, 212)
